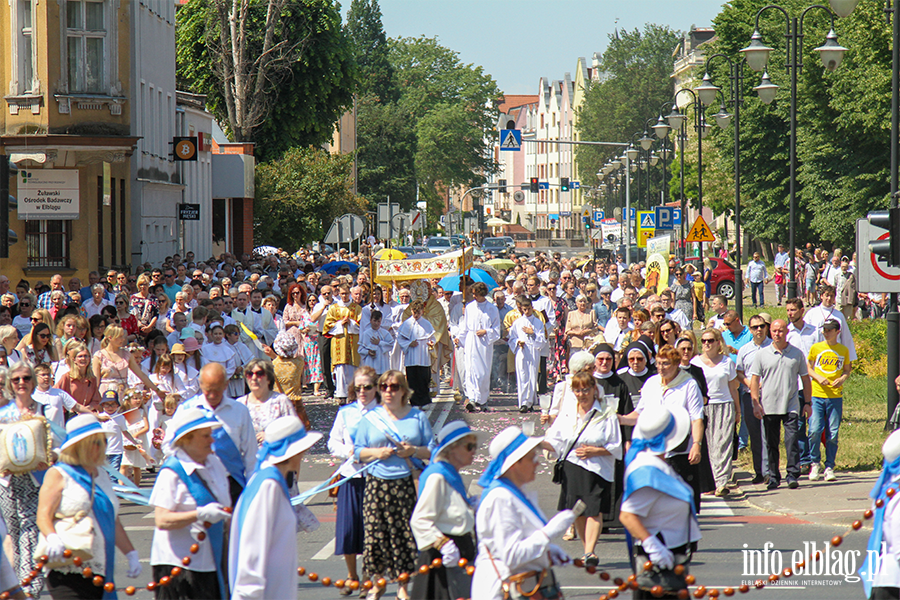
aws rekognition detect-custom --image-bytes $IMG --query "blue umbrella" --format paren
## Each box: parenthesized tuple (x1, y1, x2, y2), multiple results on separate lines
(317, 261, 360, 275)
(439, 268, 498, 293)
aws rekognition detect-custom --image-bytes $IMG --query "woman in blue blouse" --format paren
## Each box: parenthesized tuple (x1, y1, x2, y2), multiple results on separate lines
(355, 370, 435, 600)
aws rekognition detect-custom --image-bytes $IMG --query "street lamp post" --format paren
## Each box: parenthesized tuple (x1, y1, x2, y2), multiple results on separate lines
(698, 57, 746, 320)
(740, 3, 848, 300)
(662, 89, 710, 258)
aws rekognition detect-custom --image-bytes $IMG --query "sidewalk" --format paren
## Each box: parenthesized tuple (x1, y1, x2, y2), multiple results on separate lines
(732, 469, 880, 528)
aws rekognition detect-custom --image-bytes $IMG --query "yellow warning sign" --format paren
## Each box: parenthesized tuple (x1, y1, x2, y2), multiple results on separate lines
(637, 228, 654, 248)
(685, 215, 716, 243)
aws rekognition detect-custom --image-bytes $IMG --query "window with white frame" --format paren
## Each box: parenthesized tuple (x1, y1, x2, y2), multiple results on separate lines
(20, 0, 34, 92)
(66, 0, 106, 93)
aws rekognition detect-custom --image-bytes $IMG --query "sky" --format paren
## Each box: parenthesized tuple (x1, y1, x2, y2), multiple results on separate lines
(342, 0, 729, 95)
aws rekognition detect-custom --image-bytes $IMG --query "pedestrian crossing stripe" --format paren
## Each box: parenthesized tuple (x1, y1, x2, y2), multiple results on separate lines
(685, 214, 716, 242)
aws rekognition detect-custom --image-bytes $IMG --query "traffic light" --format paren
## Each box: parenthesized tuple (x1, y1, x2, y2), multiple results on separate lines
(529, 177, 539, 193)
(498, 179, 507, 194)
(868, 207, 900, 267)
(0, 157, 18, 259)
(560, 177, 570, 192)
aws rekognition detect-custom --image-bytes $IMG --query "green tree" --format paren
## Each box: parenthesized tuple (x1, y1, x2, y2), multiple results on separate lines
(254, 148, 368, 248)
(575, 24, 683, 198)
(176, 0, 356, 162)
(345, 0, 395, 103)
(356, 96, 418, 207)
(707, 0, 890, 248)
(389, 36, 502, 214)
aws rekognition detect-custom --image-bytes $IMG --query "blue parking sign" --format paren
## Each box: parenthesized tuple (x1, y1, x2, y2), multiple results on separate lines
(655, 206, 674, 230)
(672, 209, 682, 225)
(593, 209, 604, 223)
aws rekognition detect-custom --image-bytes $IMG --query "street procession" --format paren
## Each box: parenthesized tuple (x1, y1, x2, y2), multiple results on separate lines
(1, 0, 900, 598)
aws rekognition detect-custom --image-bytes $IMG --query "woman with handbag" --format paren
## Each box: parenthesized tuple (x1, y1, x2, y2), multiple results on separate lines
(410, 421, 485, 600)
(473, 426, 576, 600)
(354, 370, 435, 600)
(619, 406, 701, 599)
(149, 408, 233, 600)
(544, 371, 622, 567)
(36, 414, 142, 599)
(328, 366, 379, 595)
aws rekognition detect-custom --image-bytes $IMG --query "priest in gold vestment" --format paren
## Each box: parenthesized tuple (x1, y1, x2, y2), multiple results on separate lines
(323, 284, 362, 404)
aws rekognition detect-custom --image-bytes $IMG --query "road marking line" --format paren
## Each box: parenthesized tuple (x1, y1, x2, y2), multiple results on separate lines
(312, 539, 335, 561)
(700, 496, 734, 517)
(431, 400, 453, 433)
(124, 525, 156, 532)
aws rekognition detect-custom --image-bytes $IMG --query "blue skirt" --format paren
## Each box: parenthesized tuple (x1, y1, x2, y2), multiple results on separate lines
(335, 477, 366, 555)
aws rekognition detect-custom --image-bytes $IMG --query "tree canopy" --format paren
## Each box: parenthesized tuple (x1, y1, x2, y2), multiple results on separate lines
(176, 0, 356, 162)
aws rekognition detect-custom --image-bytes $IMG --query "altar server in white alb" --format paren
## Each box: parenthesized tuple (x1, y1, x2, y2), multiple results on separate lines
(508, 296, 547, 413)
(229, 416, 322, 600)
(398, 300, 436, 407)
(461, 282, 500, 411)
(200, 324, 237, 380)
(358, 311, 394, 376)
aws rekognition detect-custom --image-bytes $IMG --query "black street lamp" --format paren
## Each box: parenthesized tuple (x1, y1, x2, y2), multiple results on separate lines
(659, 89, 711, 258)
(740, 3, 848, 299)
(697, 56, 746, 320)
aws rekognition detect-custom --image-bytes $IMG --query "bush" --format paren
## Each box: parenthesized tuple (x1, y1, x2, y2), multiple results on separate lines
(848, 319, 888, 375)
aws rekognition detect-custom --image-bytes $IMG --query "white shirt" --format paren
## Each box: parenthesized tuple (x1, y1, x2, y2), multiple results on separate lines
(12, 315, 31, 339)
(411, 464, 475, 550)
(636, 374, 704, 454)
(100, 414, 126, 454)
(33, 387, 77, 427)
(544, 399, 622, 481)
(84, 298, 112, 319)
(473, 484, 551, 600)
(398, 316, 435, 368)
(358, 326, 393, 374)
(170, 395, 258, 479)
(803, 305, 857, 361)
(229, 475, 298, 600)
(200, 342, 237, 379)
(149, 450, 231, 571)
(690, 356, 737, 405)
(621, 453, 702, 549)
(604, 318, 633, 352)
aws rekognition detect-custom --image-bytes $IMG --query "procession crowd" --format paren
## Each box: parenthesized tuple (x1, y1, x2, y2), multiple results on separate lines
(0, 237, 879, 600)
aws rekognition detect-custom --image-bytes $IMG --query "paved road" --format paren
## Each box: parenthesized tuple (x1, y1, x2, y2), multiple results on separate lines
(109, 386, 869, 599)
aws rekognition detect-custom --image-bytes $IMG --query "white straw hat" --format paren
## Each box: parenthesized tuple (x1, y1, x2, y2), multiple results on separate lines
(258, 416, 322, 465)
(60, 414, 112, 452)
(633, 405, 690, 455)
(169, 407, 222, 445)
(486, 426, 543, 479)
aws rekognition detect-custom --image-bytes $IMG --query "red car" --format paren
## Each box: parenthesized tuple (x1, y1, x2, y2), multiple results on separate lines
(679, 257, 738, 300)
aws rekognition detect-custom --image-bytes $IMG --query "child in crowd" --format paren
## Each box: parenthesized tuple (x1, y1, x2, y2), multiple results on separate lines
(120, 389, 152, 486)
(32, 363, 87, 427)
(150, 393, 180, 463)
(98, 390, 135, 479)
(358, 311, 393, 376)
(225, 324, 254, 398)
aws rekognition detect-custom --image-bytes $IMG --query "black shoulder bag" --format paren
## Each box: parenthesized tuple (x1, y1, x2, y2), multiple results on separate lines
(551, 409, 596, 485)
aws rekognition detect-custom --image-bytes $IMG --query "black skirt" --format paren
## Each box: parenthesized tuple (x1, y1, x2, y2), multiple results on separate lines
(556, 461, 611, 517)
(409, 533, 476, 600)
(335, 477, 366, 556)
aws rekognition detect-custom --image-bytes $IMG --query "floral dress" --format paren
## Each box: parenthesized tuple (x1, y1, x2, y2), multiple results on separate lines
(299, 310, 323, 384)
(549, 295, 568, 380)
(129, 293, 159, 332)
(236, 392, 298, 437)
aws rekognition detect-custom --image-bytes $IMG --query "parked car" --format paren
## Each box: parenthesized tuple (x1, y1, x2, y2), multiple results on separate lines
(426, 236, 453, 254)
(679, 256, 737, 299)
(480, 237, 509, 257)
(498, 236, 516, 250)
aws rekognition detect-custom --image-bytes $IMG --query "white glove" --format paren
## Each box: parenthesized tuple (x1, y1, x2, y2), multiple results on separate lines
(197, 503, 230, 524)
(45, 533, 66, 562)
(126, 550, 142, 578)
(547, 544, 570, 566)
(541, 510, 576, 540)
(440, 539, 460, 565)
(641, 536, 674, 570)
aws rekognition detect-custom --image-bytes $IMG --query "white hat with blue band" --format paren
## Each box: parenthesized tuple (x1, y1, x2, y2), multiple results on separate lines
(432, 421, 486, 461)
(60, 414, 113, 452)
(169, 407, 222, 445)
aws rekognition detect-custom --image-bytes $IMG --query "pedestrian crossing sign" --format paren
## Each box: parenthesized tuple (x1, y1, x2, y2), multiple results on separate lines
(637, 211, 656, 229)
(685, 214, 716, 243)
(500, 129, 522, 151)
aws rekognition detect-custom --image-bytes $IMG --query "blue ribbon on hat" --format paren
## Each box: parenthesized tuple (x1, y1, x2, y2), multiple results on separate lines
(253, 426, 309, 473)
(62, 421, 104, 448)
(624, 413, 676, 468)
(477, 432, 529, 489)
(859, 456, 900, 596)
(171, 414, 218, 444)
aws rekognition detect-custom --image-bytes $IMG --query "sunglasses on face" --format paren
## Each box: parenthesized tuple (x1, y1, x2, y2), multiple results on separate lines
(750, 324, 766, 330)
(19, 303, 29, 307)
(356, 383, 375, 392)
(660, 328, 673, 334)
(701, 338, 717, 344)
(245, 370, 267, 378)
(11, 376, 32, 383)
(380, 383, 401, 392)
(30, 317, 41, 322)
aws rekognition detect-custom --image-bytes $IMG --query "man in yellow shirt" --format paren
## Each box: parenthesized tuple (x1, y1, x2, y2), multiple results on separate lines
(806, 319, 851, 482)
